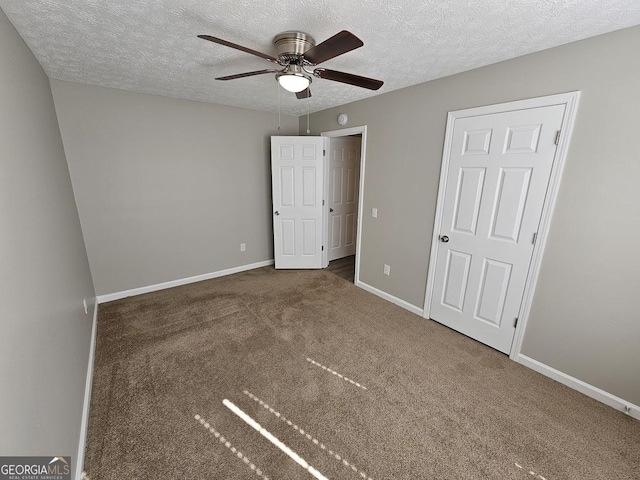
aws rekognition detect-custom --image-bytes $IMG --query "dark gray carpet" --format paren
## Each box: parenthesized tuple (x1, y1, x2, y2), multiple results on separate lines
(84, 267, 639, 479)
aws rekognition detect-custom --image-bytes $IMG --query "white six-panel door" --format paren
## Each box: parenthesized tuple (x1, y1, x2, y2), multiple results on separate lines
(271, 136, 325, 269)
(328, 136, 361, 261)
(429, 104, 565, 353)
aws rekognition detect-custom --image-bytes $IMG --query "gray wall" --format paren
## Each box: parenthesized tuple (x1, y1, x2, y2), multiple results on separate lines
(51, 80, 298, 296)
(304, 26, 640, 405)
(0, 7, 95, 475)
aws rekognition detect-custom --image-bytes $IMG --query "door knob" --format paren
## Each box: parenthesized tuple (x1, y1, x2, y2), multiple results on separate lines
(440, 235, 449, 243)
(330, 208, 334, 212)
(274, 211, 280, 216)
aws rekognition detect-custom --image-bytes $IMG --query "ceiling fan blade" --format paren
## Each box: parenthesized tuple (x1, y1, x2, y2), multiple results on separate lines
(303, 30, 363, 65)
(198, 35, 277, 63)
(296, 88, 312, 99)
(314, 68, 383, 90)
(215, 69, 277, 81)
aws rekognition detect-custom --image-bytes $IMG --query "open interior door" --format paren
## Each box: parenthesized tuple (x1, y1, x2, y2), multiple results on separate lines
(327, 136, 361, 261)
(271, 136, 325, 269)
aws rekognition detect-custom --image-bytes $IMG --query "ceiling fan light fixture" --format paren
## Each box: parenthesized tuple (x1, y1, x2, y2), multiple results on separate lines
(276, 65, 311, 93)
(278, 74, 310, 93)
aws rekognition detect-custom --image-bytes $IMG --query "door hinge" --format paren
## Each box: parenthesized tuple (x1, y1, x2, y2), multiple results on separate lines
(514, 317, 519, 328)
(322, 199, 325, 206)
(532, 232, 538, 245)
(322, 245, 324, 251)
(323, 149, 326, 156)
(554, 130, 561, 145)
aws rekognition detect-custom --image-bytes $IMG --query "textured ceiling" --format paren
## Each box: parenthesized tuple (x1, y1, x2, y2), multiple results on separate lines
(2, 0, 640, 116)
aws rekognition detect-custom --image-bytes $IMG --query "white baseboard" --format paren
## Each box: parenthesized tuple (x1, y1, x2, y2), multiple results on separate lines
(96, 260, 275, 304)
(518, 354, 639, 420)
(356, 281, 424, 316)
(76, 300, 99, 480)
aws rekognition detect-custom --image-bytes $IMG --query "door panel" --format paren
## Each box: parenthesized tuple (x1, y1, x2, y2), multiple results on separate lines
(280, 220, 295, 256)
(279, 167, 295, 206)
(452, 167, 485, 234)
(271, 136, 324, 269)
(302, 167, 317, 206)
(328, 136, 361, 261)
(430, 104, 566, 353)
(442, 250, 472, 312)
(475, 259, 512, 326)
(490, 168, 532, 242)
(345, 212, 355, 246)
(330, 216, 341, 248)
(462, 129, 492, 155)
(302, 219, 317, 255)
(346, 168, 357, 202)
(504, 124, 541, 153)
(332, 168, 343, 204)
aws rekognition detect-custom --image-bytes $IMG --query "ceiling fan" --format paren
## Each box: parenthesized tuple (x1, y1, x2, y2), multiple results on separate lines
(198, 30, 383, 99)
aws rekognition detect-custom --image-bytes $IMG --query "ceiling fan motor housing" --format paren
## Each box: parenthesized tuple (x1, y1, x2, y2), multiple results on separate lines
(273, 31, 315, 64)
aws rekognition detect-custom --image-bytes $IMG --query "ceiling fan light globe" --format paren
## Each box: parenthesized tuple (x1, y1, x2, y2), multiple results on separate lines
(278, 74, 310, 93)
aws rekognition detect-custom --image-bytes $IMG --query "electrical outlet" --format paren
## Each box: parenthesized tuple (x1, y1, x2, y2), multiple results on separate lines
(83, 298, 88, 315)
(383, 264, 390, 276)
(240, 243, 246, 252)
(372, 208, 378, 218)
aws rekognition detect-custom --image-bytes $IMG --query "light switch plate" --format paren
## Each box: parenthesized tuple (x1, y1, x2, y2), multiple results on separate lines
(372, 208, 378, 218)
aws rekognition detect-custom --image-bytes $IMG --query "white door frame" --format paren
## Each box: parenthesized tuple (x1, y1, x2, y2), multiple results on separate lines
(321, 126, 367, 284)
(423, 92, 581, 360)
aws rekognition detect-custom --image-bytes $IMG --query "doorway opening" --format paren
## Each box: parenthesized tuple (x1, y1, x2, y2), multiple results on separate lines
(321, 127, 367, 284)
(326, 254, 356, 282)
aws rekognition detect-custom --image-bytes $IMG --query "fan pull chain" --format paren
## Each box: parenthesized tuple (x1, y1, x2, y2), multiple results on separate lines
(306, 89, 310, 134)
(277, 80, 281, 131)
